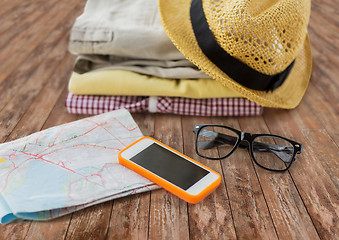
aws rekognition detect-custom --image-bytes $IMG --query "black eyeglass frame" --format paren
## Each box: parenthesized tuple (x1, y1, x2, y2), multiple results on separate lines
(193, 124, 303, 172)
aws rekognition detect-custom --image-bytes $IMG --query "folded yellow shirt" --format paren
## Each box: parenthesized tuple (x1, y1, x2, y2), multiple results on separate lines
(68, 69, 242, 98)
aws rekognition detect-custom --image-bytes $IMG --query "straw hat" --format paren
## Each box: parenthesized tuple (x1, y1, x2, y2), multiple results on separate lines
(159, 0, 312, 108)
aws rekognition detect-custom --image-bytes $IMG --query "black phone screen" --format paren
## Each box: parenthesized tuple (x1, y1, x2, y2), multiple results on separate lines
(130, 143, 209, 190)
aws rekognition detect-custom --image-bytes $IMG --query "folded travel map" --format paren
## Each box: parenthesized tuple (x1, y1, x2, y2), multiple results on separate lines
(0, 109, 159, 224)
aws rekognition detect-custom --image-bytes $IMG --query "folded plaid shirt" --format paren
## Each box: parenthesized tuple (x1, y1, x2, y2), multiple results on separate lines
(66, 92, 263, 116)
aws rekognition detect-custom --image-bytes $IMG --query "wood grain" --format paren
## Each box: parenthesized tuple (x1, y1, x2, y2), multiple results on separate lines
(308, 0, 339, 109)
(0, 1, 84, 142)
(65, 201, 112, 240)
(238, 116, 320, 240)
(148, 114, 190, 240)
(0, 1, 84, 238)
(7, 87, 79, 240)
(0, 0, 23, 20)
(182, 116, 237, 240)
(0, 88, 79, 239)
(25, 215, 71, 240)
(211, 117, 279, 240)
(0, 0, 84, 112)
(0, 0, 44, 36)
(107, 192, 151, 240)
(263, 108, 339, 240)
(21, 86, 79, 240)
(0, 0, 80, 85)
(291, 82, 339, 145)
(105, 113, 155, 240)
(0, 221, 32, 240)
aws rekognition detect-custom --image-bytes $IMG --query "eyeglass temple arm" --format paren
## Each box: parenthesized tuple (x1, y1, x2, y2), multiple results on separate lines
(197, 129, 295, 163)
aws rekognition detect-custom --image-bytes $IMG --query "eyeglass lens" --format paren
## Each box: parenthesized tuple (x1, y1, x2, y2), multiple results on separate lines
(252, 136, 294, 171)
(197, 126, 239, 158)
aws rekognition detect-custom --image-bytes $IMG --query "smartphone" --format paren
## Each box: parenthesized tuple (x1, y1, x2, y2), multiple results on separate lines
(118, 136, 221, 204)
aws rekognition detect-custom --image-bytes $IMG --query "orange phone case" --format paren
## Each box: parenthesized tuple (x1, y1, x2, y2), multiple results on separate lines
(118, 136, 221, 204)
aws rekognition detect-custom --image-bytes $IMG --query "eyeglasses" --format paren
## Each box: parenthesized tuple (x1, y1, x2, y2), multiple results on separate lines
(193, 124, 302, 172)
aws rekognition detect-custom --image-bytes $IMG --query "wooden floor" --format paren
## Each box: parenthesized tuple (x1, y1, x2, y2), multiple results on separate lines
(0, 0, 338, 239)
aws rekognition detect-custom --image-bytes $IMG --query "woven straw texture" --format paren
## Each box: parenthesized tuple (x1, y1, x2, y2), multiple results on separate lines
(159, 0, 312, 109)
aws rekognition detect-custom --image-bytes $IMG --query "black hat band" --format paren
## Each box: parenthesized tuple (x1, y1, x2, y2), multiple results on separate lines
(190, 0, 295, 91)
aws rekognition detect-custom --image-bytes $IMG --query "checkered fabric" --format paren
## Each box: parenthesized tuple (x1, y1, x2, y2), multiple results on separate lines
(66, 92, 263, 116)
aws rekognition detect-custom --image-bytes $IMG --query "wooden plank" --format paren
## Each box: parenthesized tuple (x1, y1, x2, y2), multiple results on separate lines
(311, 0, 339, 26)
(236, 116, 320, 239)
(0, 221, 32, 240)
(148, 114, 189, 240)
(263, 108, 339, 240)
(0, 0, 23, 20)
(0, 0, 82, 232)
(0, 3, 84, 143)
(23, 87, 79, 240)
(307, 40, 339, 109)
(309, 6, 339, 48)
(0, 60, 74, 240)
(0, 49, 75, 142)
(0, 0, 81, 86)
(24, 215, 72, 240)
(0, 0, 46, 36)
(106, 113, 154, 240)
(42, 88, 79, 130)
(2, 52, 75, 142)
(307, 1, 339, 108)
(0, 0, 65, 61)
(308, 27, 339, 85)
(181, 116, 237, 240)
(292, 83, 339, 145)
(106, 192, 151, 240)
(0, 0, 84, 111)
(65, 202, 112, 240)
(270, 99, 338, 185)
(0, 65, 75, 239)
(0, 0, 84, 110)
(133, 112, 156, 138)
(0, 85, 77, 239)
(0, 0, 81, 231)
(209, 116, 279, 239)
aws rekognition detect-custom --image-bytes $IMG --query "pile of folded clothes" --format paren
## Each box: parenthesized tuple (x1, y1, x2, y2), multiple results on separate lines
(66, 0, 263, 116)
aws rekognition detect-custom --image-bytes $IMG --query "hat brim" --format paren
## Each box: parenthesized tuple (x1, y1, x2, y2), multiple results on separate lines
(159, 0, 312, 109)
